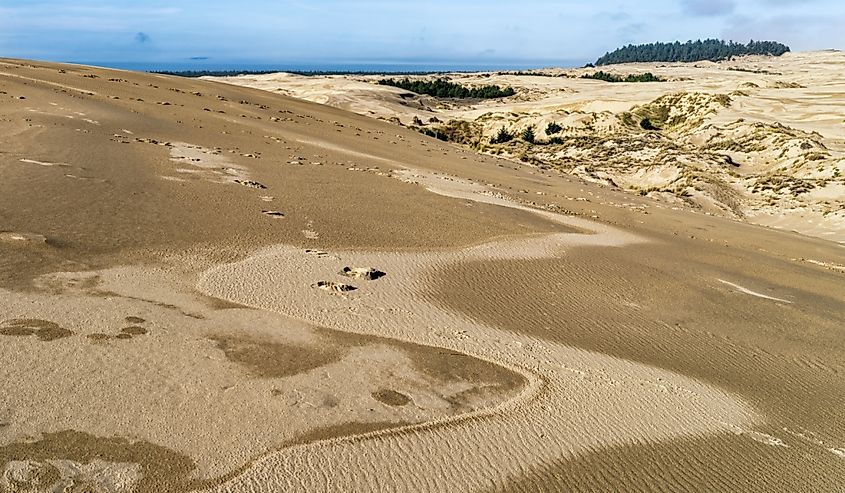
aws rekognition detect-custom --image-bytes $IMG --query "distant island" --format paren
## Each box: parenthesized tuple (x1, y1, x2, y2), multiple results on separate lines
(378, 78, 515, 99)
(595, 39, 790, 66)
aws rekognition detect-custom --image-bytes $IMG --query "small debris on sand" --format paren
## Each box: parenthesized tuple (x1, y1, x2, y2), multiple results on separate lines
(340, 267, 386, 281)
(313, 281, 356, 293)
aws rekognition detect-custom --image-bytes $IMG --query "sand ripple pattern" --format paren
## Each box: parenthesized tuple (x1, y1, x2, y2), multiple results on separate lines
(197, 169, 759, 492)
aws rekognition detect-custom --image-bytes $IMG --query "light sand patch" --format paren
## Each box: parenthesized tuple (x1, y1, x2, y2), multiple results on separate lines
(718, 279, 793, 303)
(798, 258, 845, 274)
(725, 425, 790, 448)
(167, 143, 252, 185)
(1, 458, 142, 493)
(196, 170, 760, 492)
(19, 158, 69, 167)
(0, 232, 47, 244)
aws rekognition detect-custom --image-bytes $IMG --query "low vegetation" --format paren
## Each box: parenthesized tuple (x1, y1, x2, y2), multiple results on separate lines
(378, 78, 515, 99)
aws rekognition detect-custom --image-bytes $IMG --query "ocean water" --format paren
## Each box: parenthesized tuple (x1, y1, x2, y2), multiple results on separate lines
(73, 59, 588, 74)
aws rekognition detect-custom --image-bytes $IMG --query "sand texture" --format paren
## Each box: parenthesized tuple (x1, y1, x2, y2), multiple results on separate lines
(1, 57, 844, 492)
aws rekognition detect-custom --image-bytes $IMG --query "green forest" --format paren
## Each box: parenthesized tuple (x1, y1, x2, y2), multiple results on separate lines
(378, 78, 515, 99)
(581, 71, 665, 83)
(595, 39, 790, 65)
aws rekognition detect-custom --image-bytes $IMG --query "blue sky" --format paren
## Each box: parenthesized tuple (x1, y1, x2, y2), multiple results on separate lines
(0, 1, 843, 66)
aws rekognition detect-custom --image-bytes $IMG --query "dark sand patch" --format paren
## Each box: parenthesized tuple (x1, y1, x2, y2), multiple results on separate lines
(124, 316, 146, 324)
(0, 319, 73, 341)
(210, 335, 342, 379)
(0, 430, 196, 493)
(121, 326, 148, 336)
(323, 327, 527, 399)
(211, 327, 525, 402)
(372, 389, 411, 406)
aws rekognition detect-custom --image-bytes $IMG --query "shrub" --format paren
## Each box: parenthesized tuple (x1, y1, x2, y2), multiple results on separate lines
(640, 118, 657, 130)
(521, 126, 536, 144)
(546, 122, 562, 134)
(491, 127, 514, 144)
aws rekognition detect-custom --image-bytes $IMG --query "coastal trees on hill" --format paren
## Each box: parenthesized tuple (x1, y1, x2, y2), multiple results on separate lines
(595, 39, 790, 66)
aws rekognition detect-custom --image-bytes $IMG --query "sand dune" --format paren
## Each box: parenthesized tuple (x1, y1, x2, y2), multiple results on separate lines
(1, 58, 844, 492)
(213, 51, 845, 244)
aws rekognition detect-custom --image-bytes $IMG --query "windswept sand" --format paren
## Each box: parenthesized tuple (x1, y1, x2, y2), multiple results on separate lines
(1, 58, 844, 492)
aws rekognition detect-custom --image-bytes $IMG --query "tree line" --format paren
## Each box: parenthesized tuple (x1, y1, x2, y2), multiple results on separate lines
(595, 39, 790, 66)
(581, 71, 665, 83)
(378, 78, 515, 99)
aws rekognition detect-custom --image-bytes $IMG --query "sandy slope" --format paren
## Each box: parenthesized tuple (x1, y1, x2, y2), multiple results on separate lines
(1, 58, 844, 492)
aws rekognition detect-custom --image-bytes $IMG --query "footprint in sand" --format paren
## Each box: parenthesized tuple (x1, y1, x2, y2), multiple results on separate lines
(262, 210, 285, 219)
(304, 249, 339, 260)
(235, 180, 267, 189)
(340, 267, 386, 281)
(313, 281, 356, 294)
(0, 319, 73, 341)
(87, 317, 149, 342)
